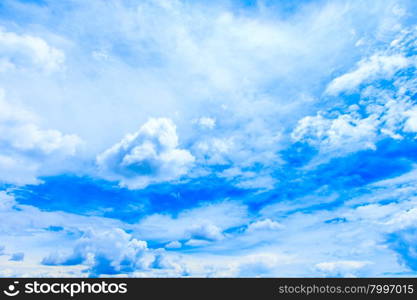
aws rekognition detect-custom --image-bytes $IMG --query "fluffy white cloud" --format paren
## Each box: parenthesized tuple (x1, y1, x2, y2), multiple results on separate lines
(292, 112, 378, 156)
(0, 27, 65, 72)
(0, 92, 80, 155)
(326, 54, 409, 95)
(42, 228, 153, 275)
(403, 107, 417, 132)
(0, 0, 400, 175)
(187, 224, 224, 242)
(246, 219, 283, 233)
(97, 118, 195, 189)
(0, 89, 81, 185)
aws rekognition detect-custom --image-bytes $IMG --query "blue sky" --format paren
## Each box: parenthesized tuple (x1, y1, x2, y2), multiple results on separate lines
(1, 0, 417, 277)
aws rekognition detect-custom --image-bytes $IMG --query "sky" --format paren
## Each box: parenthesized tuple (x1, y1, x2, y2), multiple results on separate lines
(1, 0, 417, 277)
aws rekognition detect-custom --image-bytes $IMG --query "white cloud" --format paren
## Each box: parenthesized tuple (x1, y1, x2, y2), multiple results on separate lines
(193, 137, 234, 166)
(42, 228, 153, 275)
(403, 107, 417, 132)
(326, 54, 409, 95)
(0, 93, 80, 155)
(0, 27, 65, 72)
(0, 0, 416, 277)
(194, 117, 216, 130)
(315, 260, 371, 277)
(246, 219, 283, 233)
(292, 112, 378, 156)
(0, 89, 81, 185)
(235, 175, 276, 190)
(0, 191, 17, 212)
(219, 167, 276, 190)
(187, 224, 224, 241)
(134, 201, 248, 242)
(97, 118, 195, 189)
(0, 0, 400, 174)
(165, 241, 182, 249)
(184, 239, 211, 247)
(291, 26, 417, 161)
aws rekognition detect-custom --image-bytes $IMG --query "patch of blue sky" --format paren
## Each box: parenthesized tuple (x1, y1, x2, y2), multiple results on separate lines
(13, 174, 251, 222)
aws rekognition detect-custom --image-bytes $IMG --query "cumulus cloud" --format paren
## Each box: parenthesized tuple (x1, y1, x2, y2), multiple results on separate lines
(0, 89, 81, 185)
(0, 27, 65, 72)
(42, 228, 154, 276)
(97, 118, 195, 189)
(292, 112, 378, 156)
(0, 92, 80, 155)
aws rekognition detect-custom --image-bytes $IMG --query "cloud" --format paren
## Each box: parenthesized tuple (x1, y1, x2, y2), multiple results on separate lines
(291, 27, 417, 162)
(134, 201, 248, 242)
(165, 241, 182, 249)
(246, 219, 283, 233)
(0, 91, 80, 155)
(194, 117, 216, 130)
(97, 118, 195, 189)
(187, 224, 224, 241)
(42, 228, 153, 276)
(387, 228, 417, 271)
(0, 191, 16, 211)
(403, 107, 417, 132)
(0, 89, 81, 185)
(0, 27, 65, 72)
(326, 54, 409, 95)
(315, 260, 371, 277)
(291, 112, 378, 157)
(219, 167, 276, 190)
(1, 0, 417, 278)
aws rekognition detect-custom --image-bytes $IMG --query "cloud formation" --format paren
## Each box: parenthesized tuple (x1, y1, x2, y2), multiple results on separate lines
(0, 89, 81, 184)
(1, 0, 417, 278)
(42, 228, 152, 275)
(97, 118, 194, 189)
(0, 27, 65, 72)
